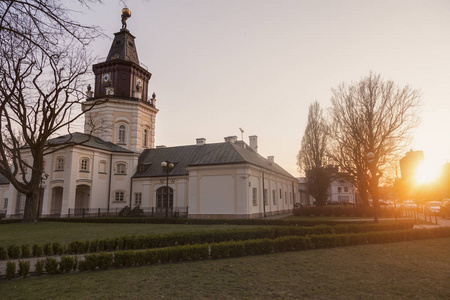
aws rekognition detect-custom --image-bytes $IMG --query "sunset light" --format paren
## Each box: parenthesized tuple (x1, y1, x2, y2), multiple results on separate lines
(415, 160, 442, 185)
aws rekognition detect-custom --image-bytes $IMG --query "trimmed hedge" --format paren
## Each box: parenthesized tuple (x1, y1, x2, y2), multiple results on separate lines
(293, 206, 402, 217)
(0, 222, 414, 260)
(40, 216, 381, 226)
(1, 227, 449, 279)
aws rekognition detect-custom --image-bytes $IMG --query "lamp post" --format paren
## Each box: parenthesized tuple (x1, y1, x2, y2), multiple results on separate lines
(366, 152, 379, 223)
(37, 173, 49, 220)
(161, 161, 174, 218)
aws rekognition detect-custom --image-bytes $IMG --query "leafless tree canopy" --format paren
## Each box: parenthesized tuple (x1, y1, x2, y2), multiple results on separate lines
(328, 73, 421, 208)
(0, 0, 102, 222)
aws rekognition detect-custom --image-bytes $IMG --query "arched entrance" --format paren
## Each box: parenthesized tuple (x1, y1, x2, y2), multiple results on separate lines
(75, 185, 90, 215)
(51, 187, 63, 215)
(156, 186, 173, 214)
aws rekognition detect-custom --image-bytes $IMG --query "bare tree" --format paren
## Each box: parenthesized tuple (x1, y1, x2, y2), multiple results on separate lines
(0, 0, 102, 223)
(328, 73, 421, 222)
(297, 101, 332, 206)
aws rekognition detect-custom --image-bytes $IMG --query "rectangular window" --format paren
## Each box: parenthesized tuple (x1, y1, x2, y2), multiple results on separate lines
(252, 188, 257, 206)
(263, 189, 268, 206)
(290, 192, 292, 204)
(80, 159, 89, 172)
(285, 192, 288, 204)
(272, 190, 276, 205)
(344, 187, 349, 192)
(115, 191, 125, 202)
(279, 189, 282, 199)
(134, 193, 142, 206)
(116, 163, 126, 174)
(338, 187, 342, 192)
(3, 198, 8, 209)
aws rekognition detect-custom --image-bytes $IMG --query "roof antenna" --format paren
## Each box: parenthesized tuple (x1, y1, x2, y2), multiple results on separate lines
(239, 128, 244, 141)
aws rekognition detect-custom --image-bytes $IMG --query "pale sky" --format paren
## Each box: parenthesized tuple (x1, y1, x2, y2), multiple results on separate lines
(70, 0, 450, 177)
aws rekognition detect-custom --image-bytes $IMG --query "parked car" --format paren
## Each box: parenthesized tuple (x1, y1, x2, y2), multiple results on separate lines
(441, 199, 450, 218)
(423, 201, 442, 215)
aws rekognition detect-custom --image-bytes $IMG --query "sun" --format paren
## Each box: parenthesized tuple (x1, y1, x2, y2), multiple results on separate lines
(415, 160, 441, 185)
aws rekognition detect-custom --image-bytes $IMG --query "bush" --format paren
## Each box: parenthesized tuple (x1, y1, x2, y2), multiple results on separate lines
(7, 244, 21, 259)
(32, 244, 43, 257)
(113, 250, 136, 267)
(35, 259, 44, 276)
(84, 253, 99, 271)
(0, 246, 7, 260)
(6, 261, 16, 280)
(98, 252, 113, 270)
(44, 257, 59, 275)
(89, 240, 99, 253)
(18, 260, 30, 278)
(52, 242, 64, 255)
(59, 256, 76, 273)
(21, 244, 31, 258)
(43, 243, 53, 256)
(77, 260, 87, 272)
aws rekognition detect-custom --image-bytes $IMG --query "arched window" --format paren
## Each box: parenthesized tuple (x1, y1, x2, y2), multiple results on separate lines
(143, 129, 148, 147)
(55, 157, 65, 171)
(156, 186, 173, 208)
(118, 124, 126, 144)
(115, 162, 127, 174)
(80, 158, 90, 172)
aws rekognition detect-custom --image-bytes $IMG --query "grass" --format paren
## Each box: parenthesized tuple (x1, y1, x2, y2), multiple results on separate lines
(0, 222, 259, 246)
(0, 238, 449, 299)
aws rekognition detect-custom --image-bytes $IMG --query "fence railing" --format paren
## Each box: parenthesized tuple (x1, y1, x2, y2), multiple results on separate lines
(62, 206, 189, 218)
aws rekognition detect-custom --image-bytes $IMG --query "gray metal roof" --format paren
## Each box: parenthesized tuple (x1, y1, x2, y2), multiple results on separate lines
(134, 141, 294, 179)
(0, 173, 9, 185)
(47, 132, 133, 153)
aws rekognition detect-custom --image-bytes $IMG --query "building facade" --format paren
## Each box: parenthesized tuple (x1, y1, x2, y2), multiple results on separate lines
(2, 22, 297, 219)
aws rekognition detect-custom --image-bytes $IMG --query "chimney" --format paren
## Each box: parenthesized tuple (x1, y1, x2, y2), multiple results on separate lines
(249, 135, 258, 153)
(267, 156, 274, 162)
(196, 138, 206, 146)
(224, 136, 238, 143)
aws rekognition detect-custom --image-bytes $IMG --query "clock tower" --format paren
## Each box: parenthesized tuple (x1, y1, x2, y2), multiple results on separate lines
(83, 8, 158, 153)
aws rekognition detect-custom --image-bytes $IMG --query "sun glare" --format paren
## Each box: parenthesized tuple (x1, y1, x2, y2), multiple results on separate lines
(415, 160, 441, 185)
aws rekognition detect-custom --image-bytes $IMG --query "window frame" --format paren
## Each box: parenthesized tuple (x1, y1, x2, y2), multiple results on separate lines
(134, 193, 142, 206)
(115, 162, 127, 175)
(114, 191, 125, 202)
(80, 158, 90, 172)
(118, 124, 127, 144)
(252, 187, 257, 206)
(55, 157, 65, 171)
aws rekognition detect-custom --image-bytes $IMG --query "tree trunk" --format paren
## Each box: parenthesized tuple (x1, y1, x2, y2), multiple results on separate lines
(22, 190, 39, 223)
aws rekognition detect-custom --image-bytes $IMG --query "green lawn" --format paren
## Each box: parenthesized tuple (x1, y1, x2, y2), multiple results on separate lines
(1, 238, 449, 299)
(0, 222, 259, 246)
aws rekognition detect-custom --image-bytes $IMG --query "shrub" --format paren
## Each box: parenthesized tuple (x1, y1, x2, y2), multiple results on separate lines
(59, 256, 76, 273)
(113, 250, 135, 267)
(44, 257, 59, 274)
(144, 249, 159, 265)
(43, 243, 53, 256)
(84, 253, 99, 271)
(52, 242, 64, 255)
(18, 260, 30, 278)
(67, 241, 88, 254)
(0, 246, 7, 260)
(6, 261, 16, 280)
(228, 241, 246, 257)
(89, 240, 99, 253)
(135, 251, 146, 266)
(98, 252, 113, 270)
(21, 244, 31, 258)
(32, 244, 43, 257)
(77, 260, 87, 272)
(7, 244, 21, 259)
(35, 259, 44, 276)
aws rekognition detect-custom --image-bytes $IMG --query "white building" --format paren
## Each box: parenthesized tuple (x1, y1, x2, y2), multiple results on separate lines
(2, 21, 297, 219)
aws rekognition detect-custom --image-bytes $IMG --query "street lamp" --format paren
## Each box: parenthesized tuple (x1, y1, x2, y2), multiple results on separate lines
(37, 173, 49, 220)
(161, 161, 175, 218)
(366, 152, 380, 223)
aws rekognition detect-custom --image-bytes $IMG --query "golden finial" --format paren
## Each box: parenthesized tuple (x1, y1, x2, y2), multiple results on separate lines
(121, 8, 131, 29)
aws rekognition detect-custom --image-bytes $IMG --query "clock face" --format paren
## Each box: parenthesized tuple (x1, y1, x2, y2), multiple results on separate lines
(102, 73, 111, 83)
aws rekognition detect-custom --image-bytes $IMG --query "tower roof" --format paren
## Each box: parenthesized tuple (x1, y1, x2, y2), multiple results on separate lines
(106, 29, 139, 64)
